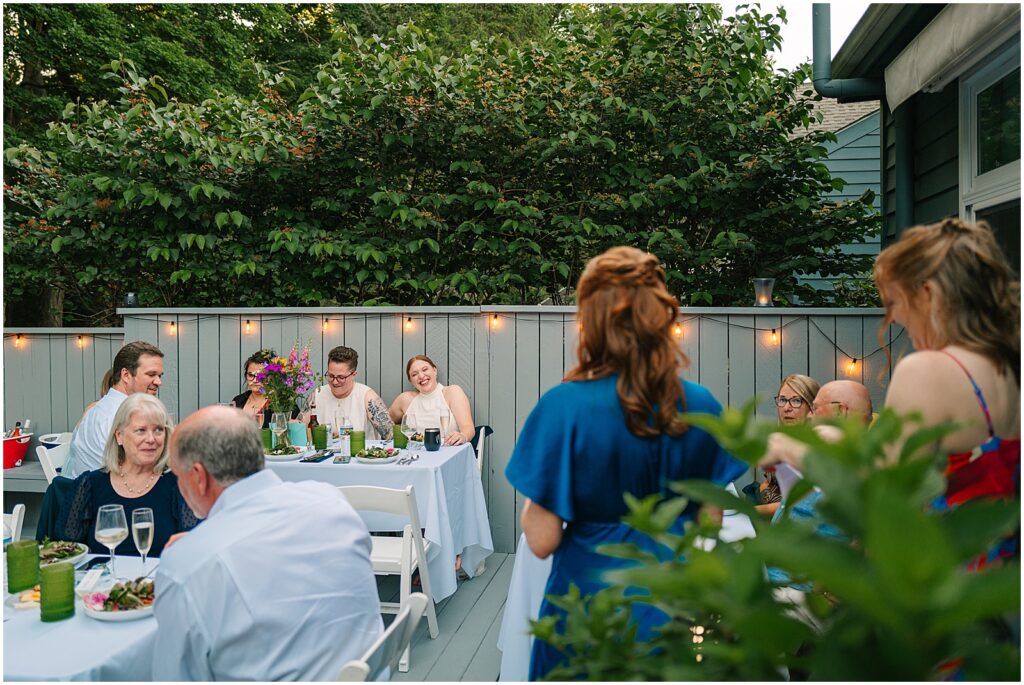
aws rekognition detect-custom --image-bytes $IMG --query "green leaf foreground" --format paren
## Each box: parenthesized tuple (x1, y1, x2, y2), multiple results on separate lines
(534, 402, 1020, 681)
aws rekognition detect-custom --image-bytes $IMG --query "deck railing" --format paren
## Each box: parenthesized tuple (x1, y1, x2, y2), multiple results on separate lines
(4, 306, 903, 552)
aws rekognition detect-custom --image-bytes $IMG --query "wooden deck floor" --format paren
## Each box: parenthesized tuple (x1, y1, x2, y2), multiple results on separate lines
(377, 552, 516, 682)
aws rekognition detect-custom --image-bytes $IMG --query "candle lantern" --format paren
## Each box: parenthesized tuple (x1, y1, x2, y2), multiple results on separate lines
(752, 278, 775, 307)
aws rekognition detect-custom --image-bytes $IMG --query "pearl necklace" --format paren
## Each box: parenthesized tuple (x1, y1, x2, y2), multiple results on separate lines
(119, 470, 157, 495)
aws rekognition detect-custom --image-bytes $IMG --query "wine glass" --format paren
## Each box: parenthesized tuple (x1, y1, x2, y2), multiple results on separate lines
(439, 414, 450, 440)
(402, 414, 418, 450)
(132, 508, 154, 574)
(270, 413, 289, 448)
(95, 504, 128, 579)
(253, 411, 264, 429)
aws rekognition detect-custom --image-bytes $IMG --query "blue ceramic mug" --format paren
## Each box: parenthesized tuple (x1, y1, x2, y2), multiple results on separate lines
(287, 422, 308, 447)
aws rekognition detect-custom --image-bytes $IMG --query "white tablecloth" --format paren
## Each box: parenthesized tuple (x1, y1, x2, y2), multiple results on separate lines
(4, 556, 157, 681)
(267, 442, 493, 601)
(496, 510, 757, 681)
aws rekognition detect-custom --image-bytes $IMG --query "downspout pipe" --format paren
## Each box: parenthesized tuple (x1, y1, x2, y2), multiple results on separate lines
(811, 4, 882, 102)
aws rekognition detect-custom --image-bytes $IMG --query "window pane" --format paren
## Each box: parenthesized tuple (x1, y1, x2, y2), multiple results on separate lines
(977, 67, 1021, 176)
(976, 199, 1020, 276)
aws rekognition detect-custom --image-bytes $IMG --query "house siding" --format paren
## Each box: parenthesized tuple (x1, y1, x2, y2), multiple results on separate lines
(881, 87, 960, 245)
(798, 111, 882, 292)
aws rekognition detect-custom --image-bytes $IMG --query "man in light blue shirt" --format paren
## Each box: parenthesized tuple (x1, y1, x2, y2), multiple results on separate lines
(64, 341, 164, 478)
(155, 405, 383, 681)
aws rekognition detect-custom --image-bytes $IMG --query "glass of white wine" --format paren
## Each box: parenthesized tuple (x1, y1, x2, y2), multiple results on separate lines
(132, 507, 155, 573)
(271, 412, 289, 449)
(95, 504, 128, 579)
(439, 414, 450, 440)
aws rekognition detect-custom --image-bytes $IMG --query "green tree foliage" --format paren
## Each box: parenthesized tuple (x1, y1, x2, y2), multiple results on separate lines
(4, 5, 878, 324)
(534, 403, 1020, 680)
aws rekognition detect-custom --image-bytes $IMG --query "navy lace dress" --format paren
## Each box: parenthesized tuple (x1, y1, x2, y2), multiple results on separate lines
(58, 470, 199, 558)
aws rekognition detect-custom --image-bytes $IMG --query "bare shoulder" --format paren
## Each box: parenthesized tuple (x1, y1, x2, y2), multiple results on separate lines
(392, 391, 416, 407)
(443, 384, 469, 400)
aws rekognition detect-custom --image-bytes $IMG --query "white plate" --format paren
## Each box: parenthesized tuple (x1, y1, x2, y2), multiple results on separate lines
(39, 543, 88, 568)
(264, 448, 309, 462)
(83, 603, 154, 622)
(353, 454, 400, 465)
(5, 592, 39, 610)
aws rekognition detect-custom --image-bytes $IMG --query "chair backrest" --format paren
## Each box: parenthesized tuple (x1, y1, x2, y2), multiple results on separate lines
(339, 485, 426, 545)
(37, 442, 71, 484)
(4, 503, 26, 542)
(470, 425, 493, 477)
(336, 592, 429, 681)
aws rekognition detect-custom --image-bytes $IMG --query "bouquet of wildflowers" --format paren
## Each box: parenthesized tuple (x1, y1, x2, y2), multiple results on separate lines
(256, 342, 317, 413)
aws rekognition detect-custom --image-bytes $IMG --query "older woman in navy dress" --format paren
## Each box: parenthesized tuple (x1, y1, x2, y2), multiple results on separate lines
(506, 246, 746, 680)
(59, 393, 197, 558)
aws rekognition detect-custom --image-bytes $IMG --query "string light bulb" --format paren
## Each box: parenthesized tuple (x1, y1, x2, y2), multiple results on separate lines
(245, 320, 252, 334)
(770, 328, 778, 345)
(673, 321, 683, 338)
(14, 334, 23, 348)
(404, 316, 413, 332)
(77, 335, 85, 348)
(169, 322, 177, 335)
(490, 313, 499, 330)
(322, 319, 329, 333)
(847, 358, 858, 376)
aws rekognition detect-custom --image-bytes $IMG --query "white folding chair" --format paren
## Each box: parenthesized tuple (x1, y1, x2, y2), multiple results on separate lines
(37, 441, 70, 484)
(338, 485, 439, 673)
(472, 425, 493, 477)
(336, 593, 430, 682)
(4, 503, 26, 542)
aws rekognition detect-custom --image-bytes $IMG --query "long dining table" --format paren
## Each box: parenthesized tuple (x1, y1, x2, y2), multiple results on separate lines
(4, 555, 157, 681)
(266, 441, 494, 601)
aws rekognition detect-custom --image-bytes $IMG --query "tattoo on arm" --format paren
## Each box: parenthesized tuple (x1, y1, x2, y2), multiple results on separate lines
(367, 397, 394, 438)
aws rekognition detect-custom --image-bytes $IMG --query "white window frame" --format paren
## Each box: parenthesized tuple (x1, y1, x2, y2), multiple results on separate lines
(958, 35, 1021, 221)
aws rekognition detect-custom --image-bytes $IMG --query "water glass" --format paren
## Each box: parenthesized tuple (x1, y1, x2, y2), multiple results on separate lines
(6, 539, 39, 593)
(39, 562, 75, 622)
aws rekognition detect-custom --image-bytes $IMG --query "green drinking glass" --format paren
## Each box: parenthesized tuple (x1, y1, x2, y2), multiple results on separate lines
(350, 430, 366, 456)
(312, 424, 328, 451)
(6, 539, 39, 593)
(393, 424, 408, 448)
(261, 428, 274, 451)
(39, 561, 75, 622)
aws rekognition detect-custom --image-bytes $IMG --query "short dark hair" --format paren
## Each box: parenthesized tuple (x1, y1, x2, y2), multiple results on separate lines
(174, 408, 263, 485)
(243, 349, 276, 376)
(327, 346, 358, 370)
(112, 341, 163, 379)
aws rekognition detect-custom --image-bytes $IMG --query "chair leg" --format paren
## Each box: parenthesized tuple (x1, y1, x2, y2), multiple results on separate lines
(399, 566, 411, 672)
(415, 562, 440, 639)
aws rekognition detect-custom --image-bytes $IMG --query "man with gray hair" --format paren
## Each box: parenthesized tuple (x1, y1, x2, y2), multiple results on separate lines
(153, 405, 382, 680)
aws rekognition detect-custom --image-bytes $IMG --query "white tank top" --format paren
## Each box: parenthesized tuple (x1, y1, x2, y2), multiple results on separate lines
(405, 384, 456, 432)
(313, 383, 380, 439)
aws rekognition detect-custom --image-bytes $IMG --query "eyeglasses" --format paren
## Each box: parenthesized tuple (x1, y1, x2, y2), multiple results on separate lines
(245, 372, 260, 381)
(774, 395, 806, 408)
(327, 371, 356, 383)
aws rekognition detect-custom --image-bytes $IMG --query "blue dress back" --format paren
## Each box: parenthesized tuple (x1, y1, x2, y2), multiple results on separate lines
(506, 375, 745, 680)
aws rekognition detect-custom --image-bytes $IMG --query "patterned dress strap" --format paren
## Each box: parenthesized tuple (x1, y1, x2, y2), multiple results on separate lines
(940, 350, 996, 437)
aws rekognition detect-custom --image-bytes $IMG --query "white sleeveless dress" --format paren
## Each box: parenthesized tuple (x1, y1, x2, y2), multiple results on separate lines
(404, 384, 456, 433)
(313, 382, 381, 439)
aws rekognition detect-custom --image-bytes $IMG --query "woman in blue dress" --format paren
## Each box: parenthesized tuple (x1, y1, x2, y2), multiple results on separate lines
(506, 246, 746, 680)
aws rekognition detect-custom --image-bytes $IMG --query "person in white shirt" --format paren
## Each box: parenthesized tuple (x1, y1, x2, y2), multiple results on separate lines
(155, 404, 383, 681)
(311, 346, 393, 439)
(390, 354, 475, 446)
(64, 341, 164, 478)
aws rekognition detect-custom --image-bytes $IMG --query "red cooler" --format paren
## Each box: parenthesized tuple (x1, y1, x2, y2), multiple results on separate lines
(3, 434, 32, 469)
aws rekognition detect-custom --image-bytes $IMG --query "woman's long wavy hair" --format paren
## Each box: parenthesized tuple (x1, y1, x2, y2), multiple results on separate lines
(566, 246, 689, 438)
(874, 218, 1020, 386)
